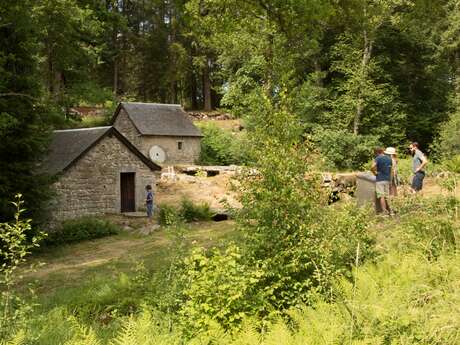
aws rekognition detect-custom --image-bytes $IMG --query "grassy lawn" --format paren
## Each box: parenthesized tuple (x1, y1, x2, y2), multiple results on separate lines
(18, 220, 237, 313)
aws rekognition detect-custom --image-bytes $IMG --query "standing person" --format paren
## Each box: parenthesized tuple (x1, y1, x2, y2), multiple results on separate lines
(371, 147, 393, 215)
(409, 142, 428, 193)
(385, 147, 399, 196)
(145, 185, 154, 219)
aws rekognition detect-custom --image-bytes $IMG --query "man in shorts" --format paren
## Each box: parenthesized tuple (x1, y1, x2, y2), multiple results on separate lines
(371, 147, 392, 215)
(409, 142, 428, 193)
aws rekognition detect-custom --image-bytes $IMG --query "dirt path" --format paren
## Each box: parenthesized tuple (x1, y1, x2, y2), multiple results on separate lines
(21, 221, 236, 282)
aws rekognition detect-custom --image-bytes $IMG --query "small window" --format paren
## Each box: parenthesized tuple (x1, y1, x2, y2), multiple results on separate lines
(177, 141, 183, 150)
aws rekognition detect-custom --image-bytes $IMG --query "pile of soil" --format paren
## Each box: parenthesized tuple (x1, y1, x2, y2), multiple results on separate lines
(155, 172, 240, 211)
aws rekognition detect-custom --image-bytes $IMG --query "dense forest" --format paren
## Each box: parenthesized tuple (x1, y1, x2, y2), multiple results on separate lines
(2, 0, 459, 133)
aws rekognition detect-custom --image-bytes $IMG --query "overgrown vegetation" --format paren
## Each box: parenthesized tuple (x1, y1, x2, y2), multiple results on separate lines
(0, 195, 45, 339)
(44, 217, 120, 246)
(2, 191, 459, 344)
(311, 128, 380, 170)
(158, 199, 214, 226)
(197, 122, 249, 166)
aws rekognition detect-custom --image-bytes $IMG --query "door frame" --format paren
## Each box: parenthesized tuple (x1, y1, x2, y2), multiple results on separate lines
(120, 172, 136, 212)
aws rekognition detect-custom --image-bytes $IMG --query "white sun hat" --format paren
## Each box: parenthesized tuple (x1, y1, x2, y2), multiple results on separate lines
(384, 147, 396, 155)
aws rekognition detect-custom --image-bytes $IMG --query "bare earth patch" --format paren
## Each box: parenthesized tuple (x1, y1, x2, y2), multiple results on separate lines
(156, 173, 241, 211)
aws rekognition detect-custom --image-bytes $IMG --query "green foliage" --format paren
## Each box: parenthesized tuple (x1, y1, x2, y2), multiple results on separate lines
(432, 109, 460, 160)
(158, 204, 181, 227)
(234, 107, 375, 312)
(197, 122, 248, 166)
(159, 199, 213, 226)
(179, 199, 213, 223)
(329, 31, 407, 143)
(216, 251, 459, 345)
(0, 331, 26, 345)
(179, 245, 266, 335)
(0, 195, 45, 339)
(394, 156, 414, 185)
(3, 195, 460, 344)
(45, 217, 119, 245)
(311, 128, 380, 170)
(0, 0, 55, 223)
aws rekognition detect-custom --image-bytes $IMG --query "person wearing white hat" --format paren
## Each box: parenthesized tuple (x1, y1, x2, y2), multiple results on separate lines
(384, 147, 398, 196)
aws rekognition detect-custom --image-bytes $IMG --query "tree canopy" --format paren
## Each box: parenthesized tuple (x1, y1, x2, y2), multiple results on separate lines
(1, 0, 460, 217)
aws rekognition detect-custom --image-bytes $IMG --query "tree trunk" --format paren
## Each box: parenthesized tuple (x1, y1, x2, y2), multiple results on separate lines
(354, 30, 373, 135)
(191, 72, 198, 109)
(113, 57, 118, 97)
(203, 58, 212, 111)
(455, 50, 460, 107)
(52, 71, 62, 101)
(314, 59, 323, 87)
(171, 81, 178, 104)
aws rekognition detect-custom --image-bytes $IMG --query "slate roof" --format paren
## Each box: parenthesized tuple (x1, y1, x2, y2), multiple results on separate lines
(113, 102, 203, 137)
(40, 126, 161, 175)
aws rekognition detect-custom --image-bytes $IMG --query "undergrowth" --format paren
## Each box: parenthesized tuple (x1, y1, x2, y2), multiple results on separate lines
(45, 217, 120, 245)
(158, 199, 213, 226)
(2, 195, 459, 344)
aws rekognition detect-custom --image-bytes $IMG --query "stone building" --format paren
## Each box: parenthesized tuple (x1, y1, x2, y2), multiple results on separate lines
(112, 102, 202, 165)
(41, 126, 161, 221)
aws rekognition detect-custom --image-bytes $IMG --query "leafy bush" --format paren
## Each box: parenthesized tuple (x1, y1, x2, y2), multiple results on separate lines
(159, 200, 213, 226)
(15, 246, 458, 344)
(158, 204, 181, 226)
(197, 122, 249, 166)
(179, 199, 213, 222)
(171, 110, 376, 335)
(389, 196, 459, 259)
(432, 108, 460, 160)
(395, 156, 414, 185)
(1, 195, 45, 339)
(45, 217, 119, 245)
(179, 245, 266, 335)
(311, 127, 380, 171)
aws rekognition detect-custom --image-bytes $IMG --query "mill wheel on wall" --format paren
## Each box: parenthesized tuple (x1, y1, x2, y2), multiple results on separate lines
(149, 145, 166, 163)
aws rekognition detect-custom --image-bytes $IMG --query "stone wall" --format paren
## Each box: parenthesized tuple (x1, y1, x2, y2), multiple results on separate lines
(113, 108, 142, 148)
(50, 134, 156, 221)
(140, 136, 201, 165)
(113, 108, 201, 165)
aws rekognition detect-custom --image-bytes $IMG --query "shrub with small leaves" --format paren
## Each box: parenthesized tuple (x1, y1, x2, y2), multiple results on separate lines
(45, 217, 119, 245)
(158, 204, 182, 226)
(0, 194, 45, 339)
(179, 199, 213, 223)
(179, 245, 266, 336)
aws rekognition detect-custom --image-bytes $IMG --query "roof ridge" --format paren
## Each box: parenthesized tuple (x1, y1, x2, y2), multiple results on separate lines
(54, 126, 111, 133)
(122, 102, 182, 107)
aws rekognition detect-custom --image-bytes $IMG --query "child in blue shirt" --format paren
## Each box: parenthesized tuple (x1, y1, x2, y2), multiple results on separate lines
(145, 185, 154, 218)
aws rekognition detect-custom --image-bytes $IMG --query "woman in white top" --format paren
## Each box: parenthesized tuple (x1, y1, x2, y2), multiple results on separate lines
(384, 147, 398, 196)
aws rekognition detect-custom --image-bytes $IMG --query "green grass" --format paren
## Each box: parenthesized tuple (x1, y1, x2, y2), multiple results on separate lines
(20, 220, 237, 305)
(5, 195, 460, 344)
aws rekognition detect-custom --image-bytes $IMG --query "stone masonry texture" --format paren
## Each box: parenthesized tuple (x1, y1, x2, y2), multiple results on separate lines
(114, 108, 201, 164)
(50, 134, 155, 222)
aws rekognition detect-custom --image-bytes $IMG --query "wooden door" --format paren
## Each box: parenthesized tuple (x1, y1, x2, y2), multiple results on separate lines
(120, 172, 135, 212)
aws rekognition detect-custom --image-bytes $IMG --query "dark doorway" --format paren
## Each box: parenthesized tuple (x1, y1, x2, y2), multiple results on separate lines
(120, 172, 136, 212)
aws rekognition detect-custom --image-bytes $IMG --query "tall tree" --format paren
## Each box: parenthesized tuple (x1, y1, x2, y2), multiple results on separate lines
(35, 0, 103, 110)
(0, 0, 54, 221)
